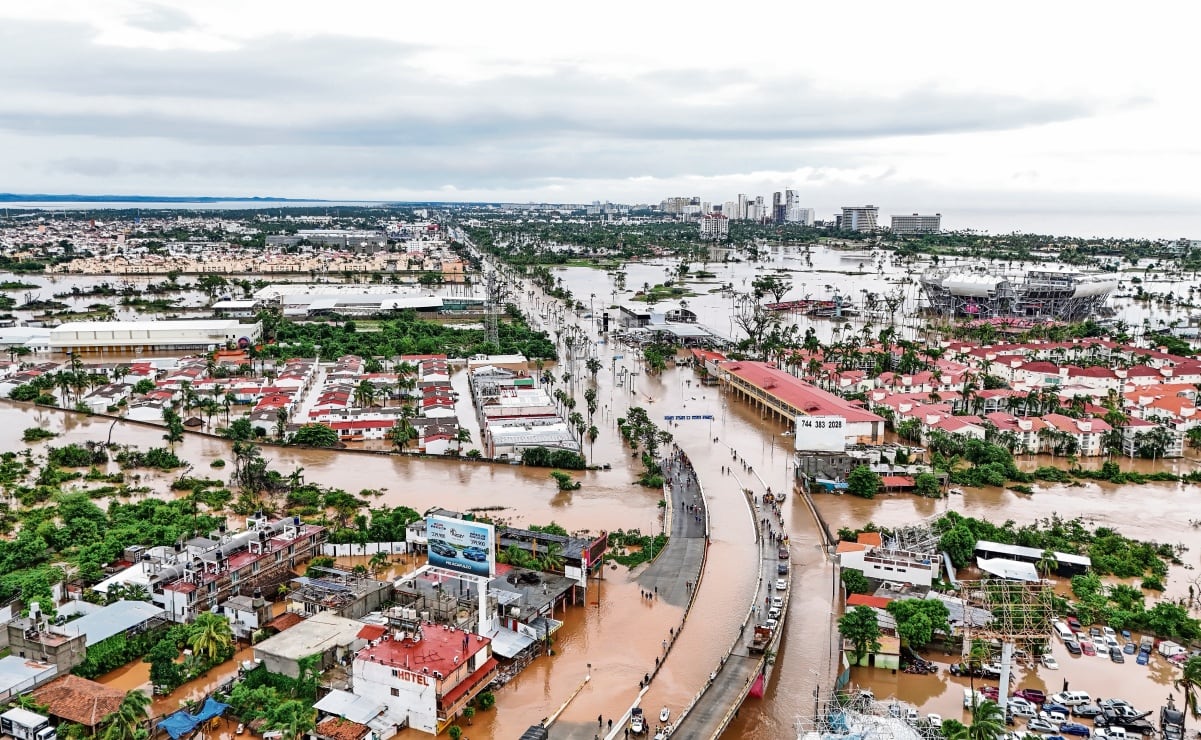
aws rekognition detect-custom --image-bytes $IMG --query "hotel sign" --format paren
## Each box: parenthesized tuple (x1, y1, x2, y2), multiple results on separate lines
(793, 415, 847, 452)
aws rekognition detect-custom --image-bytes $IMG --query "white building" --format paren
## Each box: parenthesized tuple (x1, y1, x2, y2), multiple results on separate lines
(837, 539, 939, 589)
(841, 205, 879, 232)
(49, 320, 262, 355)
(698, 214, 728, 241)
(890, 213, 942, 235)
(352, 624, 497, 735)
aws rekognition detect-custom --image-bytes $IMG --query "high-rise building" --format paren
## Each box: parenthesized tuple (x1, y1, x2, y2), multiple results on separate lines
(840, 205, 879, 232)
(723, 201, 737, 218)
(772, 192, 785, 223)
(890, 213, 942, 235)
(699, 214, 729, 241)
(736, 194, 749, 221)
(783, 191, 813, 225)
(660, 197, 700, 215)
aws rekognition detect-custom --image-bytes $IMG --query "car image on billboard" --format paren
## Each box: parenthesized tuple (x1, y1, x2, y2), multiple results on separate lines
(425, 515, 495, 577)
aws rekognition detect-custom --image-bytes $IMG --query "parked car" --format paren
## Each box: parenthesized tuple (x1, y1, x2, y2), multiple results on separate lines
(777, 563, 789, 575)
(1103, 626, 1117, 639)
(1009, 697, 1037, 713)
(768, 607, 781, 619)
(1060, 722, 1092, 737)
(1044, 703, 1072, 717)
(1072, 704, 1103, 719)
(1136, 649, 1149, 665)
(927, 714, 942, 727)
(1029, 718, 1061, 733)
(982, 685, 1000, 700)
(1109, 647, 1125, 663)
(1065, 640, 1082, 655)
(1092, 636, 1109, 654)
(774, 579, 787, 591)
(1067, 616, 1082, 631)
(1089, 627, 1103, 638)
(1016, 689, 1048, 704)
(1122, 642, 1136, 655)
(1040, 708, 1069, 724)
(1010, 702, 1037, 719)
(777, 546, 789, 560)
(1081, 641, 1096, 656)
(1042, 654, 1060, 669)
(1050, 692, 1092, 707)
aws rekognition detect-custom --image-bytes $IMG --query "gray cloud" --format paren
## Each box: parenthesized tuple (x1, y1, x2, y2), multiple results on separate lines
(123, 5, 196, 33)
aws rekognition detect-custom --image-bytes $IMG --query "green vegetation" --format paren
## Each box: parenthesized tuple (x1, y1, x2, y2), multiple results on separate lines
(114, 446, 184, 470)
(933, 511, 1177, 580)
(606, 529, 667, 569)
(520, 446, 586, 470)
(838, 605, 882, 665)
(846, 466, 881, 499)
(258, 310, 556, 361)
(325, 505, 421, 546)
(21, 427, 57, 442)
(550, 471, 581, 491)
(886, 598, 951, 648)
(1070, 572, 1199, 642)
(290, 423, 340, 448)
(616, 406, 672, 487)
(840, 569, 870, 595)
(222, 660, 318, 736)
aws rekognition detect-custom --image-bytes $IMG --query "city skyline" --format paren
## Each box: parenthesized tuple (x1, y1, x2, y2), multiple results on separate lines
(0, 1, 1198, 238)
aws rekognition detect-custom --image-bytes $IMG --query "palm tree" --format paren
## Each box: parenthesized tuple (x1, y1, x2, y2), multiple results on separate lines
(1175, 655, 1201, 718)
(966, 639, 989, 698)
(966, 699, 1006, 740)
(1036, 549, 1059, 579)
(538, 541, 565, 572)
(99, 690, 150, 740)
(369, 551, 391, 574)
(353, 379, 377, 409)
(187, 613, 233, 664)
(122, 584, 151, 602)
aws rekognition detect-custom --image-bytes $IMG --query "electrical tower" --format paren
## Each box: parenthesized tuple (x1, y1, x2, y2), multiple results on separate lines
(485, 269, 501, 348)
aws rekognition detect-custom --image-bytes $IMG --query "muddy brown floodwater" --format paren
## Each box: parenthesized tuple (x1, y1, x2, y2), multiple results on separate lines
(815, 475, 1201, 726)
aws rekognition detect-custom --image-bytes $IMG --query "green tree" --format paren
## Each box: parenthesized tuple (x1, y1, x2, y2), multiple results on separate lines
(840, 569, 871, 595)
(846, 465, 881, 499)
(1036, 548, 1059, 578)
(838, 605, 881, 665)
(187, 613, 233, 664)
(290, 423, 339, 448)
(99, 690, 150, 740)
(886, 599, 951, 648)
(913, 472, 941, 498)
(1175, 655, 1201, 718)
(967, 699, 1006, 740)
(940, 523, 977, 568)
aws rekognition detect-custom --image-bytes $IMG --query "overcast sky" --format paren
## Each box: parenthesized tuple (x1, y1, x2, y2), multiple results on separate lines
(2, 1, 1199, 237)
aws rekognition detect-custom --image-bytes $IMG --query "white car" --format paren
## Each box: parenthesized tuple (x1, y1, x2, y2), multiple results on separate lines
(1041, 654, 1059, 669)
(1103, 626, 1117, 638)
(927, 714, 942, 727)
(771, 596, 783, 608)
(1009, 702, 1037, 719)
(1092, 636, 1108, 654)
(774, 579, 787, 591)
(1039, 709, 1068, 724)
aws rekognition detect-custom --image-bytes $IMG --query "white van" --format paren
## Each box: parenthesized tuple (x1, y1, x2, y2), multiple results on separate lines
(1054, 623, 1074, 641)
(1049, 690, 1091, 707)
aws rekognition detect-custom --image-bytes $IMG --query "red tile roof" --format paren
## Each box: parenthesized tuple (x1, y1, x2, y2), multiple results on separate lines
(266, 612, 305, 632)
(33, 675, 126, 727)
(721, 361, 883, 423)
(846, 594, 892, 610)
(355, 623, 490, 681)
(357, 624, 388, 641)
(316, 717, 371, 740)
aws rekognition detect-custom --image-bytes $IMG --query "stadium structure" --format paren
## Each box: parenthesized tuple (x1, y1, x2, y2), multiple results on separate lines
(919, 269, 1117, 321)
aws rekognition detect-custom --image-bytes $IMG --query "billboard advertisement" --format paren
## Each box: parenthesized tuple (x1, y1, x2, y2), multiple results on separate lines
(793, 414, 848, 452)
(426, 515, 496, 578)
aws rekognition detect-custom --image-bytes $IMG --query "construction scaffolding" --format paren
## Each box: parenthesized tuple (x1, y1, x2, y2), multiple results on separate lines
(796, 692, 932, 740)
(920, 268, 1117, 321)
(887, 519, 941, 556)
(958, 578, 1055, 712)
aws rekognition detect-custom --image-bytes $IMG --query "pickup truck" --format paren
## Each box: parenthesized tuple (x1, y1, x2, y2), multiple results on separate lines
(749, 625, 772, 654)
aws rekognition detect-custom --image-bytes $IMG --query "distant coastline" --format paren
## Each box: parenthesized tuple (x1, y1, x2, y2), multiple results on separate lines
(0, 193, 326, 204)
